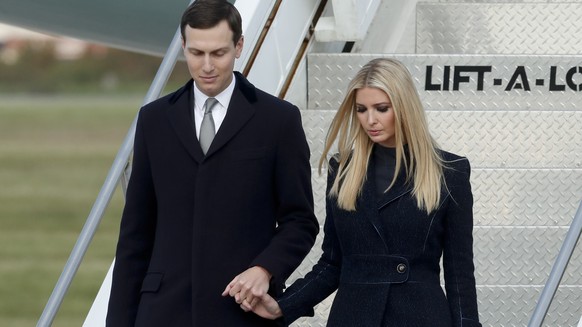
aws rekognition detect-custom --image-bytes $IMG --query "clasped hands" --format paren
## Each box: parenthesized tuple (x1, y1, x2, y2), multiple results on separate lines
(222, 266, 282, 319)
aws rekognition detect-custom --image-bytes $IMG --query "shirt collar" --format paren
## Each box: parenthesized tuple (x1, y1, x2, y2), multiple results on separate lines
(193, 73, 236, 112)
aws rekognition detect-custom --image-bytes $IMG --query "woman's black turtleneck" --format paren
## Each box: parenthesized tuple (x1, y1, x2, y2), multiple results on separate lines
(372, 143, 397, 197)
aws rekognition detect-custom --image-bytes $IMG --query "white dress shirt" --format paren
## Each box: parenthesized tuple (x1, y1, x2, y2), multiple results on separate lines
(192, 73, 236, 139)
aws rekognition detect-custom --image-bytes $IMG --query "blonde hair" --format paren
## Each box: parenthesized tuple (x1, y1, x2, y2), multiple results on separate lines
(319, 58, 444, 213)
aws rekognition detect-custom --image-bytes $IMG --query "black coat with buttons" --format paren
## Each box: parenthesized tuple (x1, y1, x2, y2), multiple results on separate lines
(278, 151, 481, 327)
(106, 74, 319, 327)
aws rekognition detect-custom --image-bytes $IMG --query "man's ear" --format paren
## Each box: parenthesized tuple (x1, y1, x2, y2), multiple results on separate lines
(235, 35, 244, 58)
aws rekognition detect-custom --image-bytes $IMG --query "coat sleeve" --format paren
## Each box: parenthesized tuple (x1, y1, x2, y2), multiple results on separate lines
(106, 109, 157, 326)
(276, 157, 343, 325)
(249, 106, 319, 284)
(442, 158, 482, 327)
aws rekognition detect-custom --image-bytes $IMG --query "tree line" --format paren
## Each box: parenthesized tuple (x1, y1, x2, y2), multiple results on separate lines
(0, 40, 190, 94)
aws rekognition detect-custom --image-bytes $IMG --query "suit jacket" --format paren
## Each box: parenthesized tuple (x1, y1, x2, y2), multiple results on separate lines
(278, 151, 481, 327)
(106, 73, 319, 326)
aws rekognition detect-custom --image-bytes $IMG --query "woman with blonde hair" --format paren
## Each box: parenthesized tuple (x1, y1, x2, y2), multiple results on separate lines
(239, 58, 481, 326)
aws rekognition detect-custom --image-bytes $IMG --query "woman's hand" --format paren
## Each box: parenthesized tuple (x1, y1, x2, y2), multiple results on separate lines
(241, 293, 283, 320)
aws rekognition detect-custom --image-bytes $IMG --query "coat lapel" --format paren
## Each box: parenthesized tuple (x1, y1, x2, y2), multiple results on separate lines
(358, 158, 390, 250)
(204, 82, 255, 158)
(377, 168, 413, 211)
(358, 156, 415, 251)
(166, 80, 205, 163)
(165, 73, 258, 162)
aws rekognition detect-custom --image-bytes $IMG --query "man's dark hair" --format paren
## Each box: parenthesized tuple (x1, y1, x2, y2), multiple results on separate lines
(180, 0, 242, 44)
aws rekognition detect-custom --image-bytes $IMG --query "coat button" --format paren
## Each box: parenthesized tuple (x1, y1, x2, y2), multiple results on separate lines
(396, 263, 407, 273)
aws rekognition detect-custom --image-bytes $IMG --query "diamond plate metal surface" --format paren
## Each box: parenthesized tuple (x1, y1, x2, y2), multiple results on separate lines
(473, 227, 582, 285)
(428, 111, 582, 168)
(477, 286, 582, 327)
(417, 3, 582, 55)
(302, 111, 582, 226)
(438, 0, 548, 3)
(312, 167, 582, 227)
(437, 0, 582, 3)
(301, 109, 582, 169)
(308, 54, 582, 111)
(298, 53, 582, 326)
(471, 169, 582, 226)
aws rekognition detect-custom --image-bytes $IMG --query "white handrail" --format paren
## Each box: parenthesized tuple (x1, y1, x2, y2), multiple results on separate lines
(36, 2, 193, 326)
(528, 200, 582, 327)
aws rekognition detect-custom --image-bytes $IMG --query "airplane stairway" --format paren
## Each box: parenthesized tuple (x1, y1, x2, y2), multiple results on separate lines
(290, 1, 582, 326)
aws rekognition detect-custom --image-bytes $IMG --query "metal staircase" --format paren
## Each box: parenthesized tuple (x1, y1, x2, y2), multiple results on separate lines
(287, 1, 582, 326)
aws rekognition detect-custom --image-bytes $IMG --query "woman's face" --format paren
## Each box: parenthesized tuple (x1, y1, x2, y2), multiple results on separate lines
(355, 87, 396, 148)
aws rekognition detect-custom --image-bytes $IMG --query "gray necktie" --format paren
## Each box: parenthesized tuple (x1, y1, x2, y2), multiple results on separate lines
(200, 97, 218, 154)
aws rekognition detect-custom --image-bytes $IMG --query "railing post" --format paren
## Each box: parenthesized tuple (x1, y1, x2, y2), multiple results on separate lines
(528, 200, 582, 327)
(36, 2, 194, 326)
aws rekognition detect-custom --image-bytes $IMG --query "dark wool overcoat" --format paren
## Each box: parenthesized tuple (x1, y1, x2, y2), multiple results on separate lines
(278, 152, 481, 327)
(106, 73, 319, 326)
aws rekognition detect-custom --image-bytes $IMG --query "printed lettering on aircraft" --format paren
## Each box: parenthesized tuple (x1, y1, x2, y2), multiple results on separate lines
(424, 65, 582, 92)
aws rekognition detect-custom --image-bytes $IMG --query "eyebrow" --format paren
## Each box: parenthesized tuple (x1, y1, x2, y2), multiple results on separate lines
(355, 102, 391, 106)
(187, 45, 230, 52)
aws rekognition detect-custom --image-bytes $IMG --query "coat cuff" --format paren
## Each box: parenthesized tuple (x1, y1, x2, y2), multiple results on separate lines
(279, 299, 315, 326)
(460, 317, 482, 327)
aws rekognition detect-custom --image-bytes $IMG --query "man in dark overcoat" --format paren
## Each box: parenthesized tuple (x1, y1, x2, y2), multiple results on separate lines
(106, 1, 319, 326)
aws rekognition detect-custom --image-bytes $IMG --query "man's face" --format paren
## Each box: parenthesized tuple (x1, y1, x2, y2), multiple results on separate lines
(182, 20, 243, 97)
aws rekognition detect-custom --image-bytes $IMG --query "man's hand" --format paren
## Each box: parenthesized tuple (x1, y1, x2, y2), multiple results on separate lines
(222, 266, 271, 309)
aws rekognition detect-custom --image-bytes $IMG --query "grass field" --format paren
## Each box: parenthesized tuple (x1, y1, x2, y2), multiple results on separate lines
(0, 94, 142, 326)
